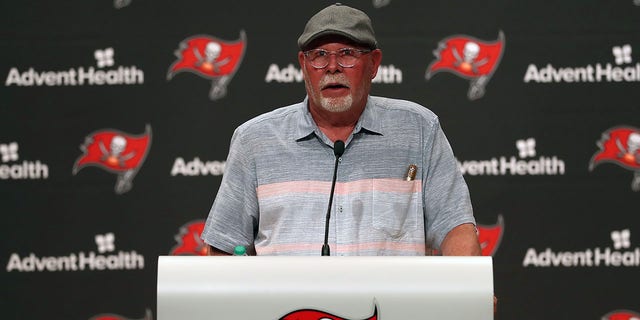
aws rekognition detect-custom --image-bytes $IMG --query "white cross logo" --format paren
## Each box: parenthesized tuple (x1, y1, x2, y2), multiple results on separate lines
(94, 48, 115, 68)
(95, 233, 115, 253)
(612, 44, 632, 65)
(611, 229, 631, 250)
(0, 142, 19, 163)
(114, 0, 132, 9)
(516, 138, 536, 159)
(372, 0, 392, 8)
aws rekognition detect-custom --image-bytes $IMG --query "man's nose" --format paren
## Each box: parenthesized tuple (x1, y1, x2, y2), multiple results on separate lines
(325, 54, 342, 73)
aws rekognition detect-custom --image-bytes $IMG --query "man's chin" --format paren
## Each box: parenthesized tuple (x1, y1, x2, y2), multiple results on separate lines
(320, 96, 353, 113)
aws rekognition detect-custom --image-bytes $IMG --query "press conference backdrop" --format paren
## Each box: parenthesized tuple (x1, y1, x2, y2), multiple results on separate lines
(1, 1, 638, 319)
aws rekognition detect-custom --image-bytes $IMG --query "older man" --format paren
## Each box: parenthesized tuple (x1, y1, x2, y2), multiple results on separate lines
(201, 3, 481, 257)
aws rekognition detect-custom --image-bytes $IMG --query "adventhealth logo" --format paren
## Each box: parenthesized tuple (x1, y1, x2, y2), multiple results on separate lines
(6, 233, 145, 272)
(523, 229, 640, 268)
(5, 47, 144, 87)
(265, 64, 403, 84)
(524, 43, 640, 83)
(0, 142, 49, 180)
(457, 138, 566, 176)
(171, 157, 226, 176)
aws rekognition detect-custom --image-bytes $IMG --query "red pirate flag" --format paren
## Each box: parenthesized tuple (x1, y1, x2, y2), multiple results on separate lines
(590, 126, 640, 171)
(602, 310, 640, 320)
(590, 126, 640, 191)
(477, 215, 504, 256)
(168, 34, 245, 79)
(280, 305, 377, 320)
(426, 31, 505, 100)
(167, 31, 246, 100)
(429, 216, 504, 256)
(170, 220, 208, 256)
(73, 125, 152, 194)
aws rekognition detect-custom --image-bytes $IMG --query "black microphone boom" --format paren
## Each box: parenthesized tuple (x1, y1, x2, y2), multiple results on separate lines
(333, 140, 345, 158)
(322, 140, 345, 256)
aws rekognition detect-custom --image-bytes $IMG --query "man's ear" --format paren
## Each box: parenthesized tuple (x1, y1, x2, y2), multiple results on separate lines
(369, 49, 383, 79)
(298, 51, 306, 70)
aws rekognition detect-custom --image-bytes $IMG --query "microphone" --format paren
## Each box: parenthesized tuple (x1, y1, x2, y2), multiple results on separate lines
(322, 140, 345, 256)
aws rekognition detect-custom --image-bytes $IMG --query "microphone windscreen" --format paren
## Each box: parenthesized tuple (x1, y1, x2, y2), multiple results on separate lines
(334, 140, 345, 157)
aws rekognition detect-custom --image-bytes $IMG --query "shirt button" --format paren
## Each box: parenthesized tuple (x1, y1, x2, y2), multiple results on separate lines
(338, 157, 342, 162)
(337, 205, 343, 213)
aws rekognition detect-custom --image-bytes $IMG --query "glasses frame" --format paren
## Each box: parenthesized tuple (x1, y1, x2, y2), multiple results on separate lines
(303, 48, 372, 69)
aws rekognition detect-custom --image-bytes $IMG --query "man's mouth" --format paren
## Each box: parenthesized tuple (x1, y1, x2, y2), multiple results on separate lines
(321, 83, 349, 91)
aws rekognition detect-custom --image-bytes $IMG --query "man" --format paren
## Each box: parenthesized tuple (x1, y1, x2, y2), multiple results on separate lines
(201, 3, 481, 257)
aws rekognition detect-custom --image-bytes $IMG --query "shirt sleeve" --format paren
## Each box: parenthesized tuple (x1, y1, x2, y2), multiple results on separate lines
(201, 126, 259, 254)
(422, 116, 475, 250)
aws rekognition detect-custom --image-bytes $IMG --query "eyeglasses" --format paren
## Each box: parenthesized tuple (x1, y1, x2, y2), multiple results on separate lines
(303, 48, 372, 69)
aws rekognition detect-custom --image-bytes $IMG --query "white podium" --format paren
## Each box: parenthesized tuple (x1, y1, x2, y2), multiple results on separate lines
(157, 256, 493, 320)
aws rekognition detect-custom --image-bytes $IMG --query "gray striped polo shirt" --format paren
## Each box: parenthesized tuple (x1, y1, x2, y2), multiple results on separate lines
(201, 96, 475, 256)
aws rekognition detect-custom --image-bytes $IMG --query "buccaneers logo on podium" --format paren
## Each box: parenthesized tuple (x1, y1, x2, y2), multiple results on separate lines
(602, 310, 640, 320)
(167, 31, 246, 100)
(88, 309, 153, 320)
(73, 125, 151, 194)
(170, 220, 208, 256)
(425, 31, 505, 100)
(280, 305, 377, 320)
(589, 126, 640, 191)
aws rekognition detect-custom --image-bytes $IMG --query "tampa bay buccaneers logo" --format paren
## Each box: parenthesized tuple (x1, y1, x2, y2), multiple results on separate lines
(430, 216, 503, 256)
(601, 310, 640, 320)
(88, 309, 152, 320)
(280, 305, 377, 320)
(72, 125, 151, 194)
(477, 215, 504, 256)
(167, 31, 246, 100)
(426, 31, 505, 100)
(589, 126, 640, 191)
(170, 220, 207, 256)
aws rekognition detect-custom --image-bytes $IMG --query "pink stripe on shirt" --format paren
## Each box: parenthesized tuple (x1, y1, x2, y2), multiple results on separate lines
(256, 241, 426, 255)
(257, 178, 422, 199)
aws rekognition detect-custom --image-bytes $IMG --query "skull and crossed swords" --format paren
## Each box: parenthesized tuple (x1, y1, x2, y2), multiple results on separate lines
(99, 135, 135, 168)
(193, 41, 231, 73)
(452, 41, 489, 74)
(616, 132, 640, 165)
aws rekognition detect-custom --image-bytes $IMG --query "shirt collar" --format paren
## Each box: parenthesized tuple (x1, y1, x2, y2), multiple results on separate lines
(294, 97, 317, 141)
(355, 96, 383, 136)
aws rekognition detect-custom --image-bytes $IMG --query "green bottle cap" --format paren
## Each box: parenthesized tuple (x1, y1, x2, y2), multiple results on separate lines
(233, 245, 247, 256)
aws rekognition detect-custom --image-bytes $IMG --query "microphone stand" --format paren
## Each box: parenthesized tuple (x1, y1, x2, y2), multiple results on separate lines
(322, 140, 345, 256)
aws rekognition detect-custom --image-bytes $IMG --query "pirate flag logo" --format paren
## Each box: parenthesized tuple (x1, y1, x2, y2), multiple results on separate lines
(601, 310, 640, 320)
(429, 216, 504, 256)
(425, 31, 505, 100)
(589, 126, 640, 191)
(167, 31, 246, 100)
(280, 305, 377, 320)
(88, 309, 153, 320)
(477, 215, 504, 256)
(73, 125, 151, 194)
(170, 220, 208, 256)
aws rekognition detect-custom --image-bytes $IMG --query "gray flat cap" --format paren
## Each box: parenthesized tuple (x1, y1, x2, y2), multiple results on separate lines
(298, 3, 377, 50)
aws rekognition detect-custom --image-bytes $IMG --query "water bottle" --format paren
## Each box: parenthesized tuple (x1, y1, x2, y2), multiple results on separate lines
(233, 245, 248, 256)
